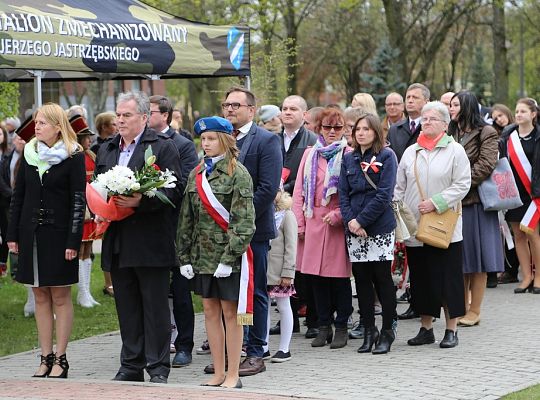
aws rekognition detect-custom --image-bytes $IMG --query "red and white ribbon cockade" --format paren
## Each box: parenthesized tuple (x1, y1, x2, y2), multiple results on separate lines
(507, 131, 540, 232)
(195, 165, 254, 325)
(361, 156, 382, 173)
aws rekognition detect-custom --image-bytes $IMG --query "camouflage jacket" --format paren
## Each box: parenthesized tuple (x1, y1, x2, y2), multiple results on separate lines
(177, 159, 255, 274)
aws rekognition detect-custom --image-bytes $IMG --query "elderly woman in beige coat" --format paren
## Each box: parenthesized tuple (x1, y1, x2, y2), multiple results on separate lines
(394, 101, 471, 349)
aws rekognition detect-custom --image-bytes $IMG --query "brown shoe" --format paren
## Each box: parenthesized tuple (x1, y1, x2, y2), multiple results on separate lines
(238, 356, 266, 376)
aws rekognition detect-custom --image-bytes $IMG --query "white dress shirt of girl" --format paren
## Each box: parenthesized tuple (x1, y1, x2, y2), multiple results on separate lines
(339, 113, 398, 354)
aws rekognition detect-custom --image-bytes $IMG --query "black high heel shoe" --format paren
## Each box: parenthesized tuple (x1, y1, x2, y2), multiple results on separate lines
(48, 353, 69, 378)
(32, 353, 55, 378)
(514, 282, 533, 294)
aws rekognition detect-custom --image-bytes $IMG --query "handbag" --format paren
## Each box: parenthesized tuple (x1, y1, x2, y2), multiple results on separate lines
(392, 200, 417, 242)
(478, 157, 523, 211)
(414, 151, 460, 249)
(362, 170, 417, 242)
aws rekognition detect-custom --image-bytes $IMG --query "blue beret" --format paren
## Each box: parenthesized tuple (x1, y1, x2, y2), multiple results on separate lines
(193, 116, 233, 135)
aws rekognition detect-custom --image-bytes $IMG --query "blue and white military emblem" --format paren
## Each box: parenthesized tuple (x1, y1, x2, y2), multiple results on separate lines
(227, 28, 244, 71)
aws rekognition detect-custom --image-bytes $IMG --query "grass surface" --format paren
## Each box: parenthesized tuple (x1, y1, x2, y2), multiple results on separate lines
(0, 254, 202, 357)
(502, 385, 540, 399)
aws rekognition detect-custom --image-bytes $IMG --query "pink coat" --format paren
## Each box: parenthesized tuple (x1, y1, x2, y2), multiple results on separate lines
(292, 148, 352, 278)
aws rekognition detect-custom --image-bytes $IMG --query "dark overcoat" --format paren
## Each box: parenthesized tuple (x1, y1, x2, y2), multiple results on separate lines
(94, 127, 182, 271)
(7, 148, 86, 286)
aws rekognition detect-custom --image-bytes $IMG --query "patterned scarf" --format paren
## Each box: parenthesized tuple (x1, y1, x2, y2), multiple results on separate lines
(24, 138, 73, 180)
(302, 136, 347, 218)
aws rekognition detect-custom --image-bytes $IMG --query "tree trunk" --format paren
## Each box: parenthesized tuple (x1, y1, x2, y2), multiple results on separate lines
(381, 0, 408, 85)
(283, 0, 298, 94)
(491, 0, 509, 104)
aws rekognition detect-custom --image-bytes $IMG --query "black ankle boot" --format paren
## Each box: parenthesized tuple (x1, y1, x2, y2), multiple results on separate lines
(32, 353, 54, 378)
(372, 329, 395, 354)
(357, 326, 379, 353)
(330, 327, 348, 349)
(311, 325, 333, 347)
(48, 353, 69, 378)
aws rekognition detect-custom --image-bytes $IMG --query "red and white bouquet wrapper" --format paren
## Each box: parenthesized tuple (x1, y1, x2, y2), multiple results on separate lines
(86, 182, 134, 237)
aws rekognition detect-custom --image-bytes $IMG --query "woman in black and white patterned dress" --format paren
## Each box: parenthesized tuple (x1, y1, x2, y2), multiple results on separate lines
(339, 113, 398, 355)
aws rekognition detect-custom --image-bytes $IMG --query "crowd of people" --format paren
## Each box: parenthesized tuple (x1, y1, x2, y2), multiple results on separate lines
(1, 82, 538, 388)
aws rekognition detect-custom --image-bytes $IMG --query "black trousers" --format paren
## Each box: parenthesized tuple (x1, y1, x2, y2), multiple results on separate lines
(352, 261, 397, 330)
(312, 275, 353, 329)
(111, 259, 171, 377)
(291, 271, 318, 329)
(170, 267, 194, 353)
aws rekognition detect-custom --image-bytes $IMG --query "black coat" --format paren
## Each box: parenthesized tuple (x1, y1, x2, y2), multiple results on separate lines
(7, 148, 86, 286)
(279, 126, 317, 195)
(499, 123, 540, 198)
(95, 127, 182, 271)
(238, 123, 283, 242)
(158, 127, 199, 197)
(387, 118, 422, 162)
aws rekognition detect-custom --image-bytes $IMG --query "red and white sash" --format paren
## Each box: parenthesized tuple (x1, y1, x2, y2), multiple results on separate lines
(507, 131, 540, 232)
(195, 165, 254, 325)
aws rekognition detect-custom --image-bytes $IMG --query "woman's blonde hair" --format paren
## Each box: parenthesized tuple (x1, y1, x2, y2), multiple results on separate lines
(275, 190, 292, 211)
(351, 93, 378, 116)
(35, 103, 82, 155)
(200, 131, 239, 176)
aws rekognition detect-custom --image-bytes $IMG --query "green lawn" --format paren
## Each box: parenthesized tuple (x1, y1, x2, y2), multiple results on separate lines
(502, 385, 540, 400)
(0, 255, 202, 357)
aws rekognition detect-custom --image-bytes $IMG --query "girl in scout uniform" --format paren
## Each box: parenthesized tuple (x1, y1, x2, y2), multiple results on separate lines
(177, 116, 255, 389)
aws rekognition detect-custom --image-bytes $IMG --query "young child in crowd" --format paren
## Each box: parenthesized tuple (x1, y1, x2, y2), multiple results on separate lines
(264, 189, 297, 362)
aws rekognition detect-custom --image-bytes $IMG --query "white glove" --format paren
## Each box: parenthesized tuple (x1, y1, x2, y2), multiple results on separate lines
(213, 263, 232, 278)
(180, 264, 195, 280)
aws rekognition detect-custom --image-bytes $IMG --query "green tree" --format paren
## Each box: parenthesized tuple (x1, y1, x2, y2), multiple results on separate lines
(0, 83, 20, 120)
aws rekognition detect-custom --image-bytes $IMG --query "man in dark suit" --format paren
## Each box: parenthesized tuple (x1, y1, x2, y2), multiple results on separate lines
(223, 87, 282, 376)
(95, 91, 182, 384)
(387, 83, 430, 321)
(148, 95, 199, 368)
(387, 83, 430, 162)
(270, 95, 319, 339)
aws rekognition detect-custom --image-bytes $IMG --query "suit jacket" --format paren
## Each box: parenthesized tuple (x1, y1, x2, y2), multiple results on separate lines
(238, 123, 283, 242)
(158, 127, 199, 197)
(387, 118, 422, 162)
(279, 126, 317, 195)
(95, 127, 182, 270)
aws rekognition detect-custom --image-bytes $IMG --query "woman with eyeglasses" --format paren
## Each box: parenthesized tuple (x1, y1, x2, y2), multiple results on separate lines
(448, 91, 504, 327)
(292, 107, 352, 350)
(394, 101, 470, 349)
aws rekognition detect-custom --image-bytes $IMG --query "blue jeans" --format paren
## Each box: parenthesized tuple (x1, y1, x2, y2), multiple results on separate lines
(245, 240, 270, 358)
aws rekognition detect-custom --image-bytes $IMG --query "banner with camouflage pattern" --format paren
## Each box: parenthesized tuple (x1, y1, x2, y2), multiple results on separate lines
(0, 0, 250, 81)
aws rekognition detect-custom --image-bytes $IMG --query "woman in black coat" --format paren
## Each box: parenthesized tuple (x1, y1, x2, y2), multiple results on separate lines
(7, 103, 86, 379)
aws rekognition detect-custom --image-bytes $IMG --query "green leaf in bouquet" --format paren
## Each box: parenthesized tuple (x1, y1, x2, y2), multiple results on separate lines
(154, 191, 176, 208)
(144, 146, 155, 166)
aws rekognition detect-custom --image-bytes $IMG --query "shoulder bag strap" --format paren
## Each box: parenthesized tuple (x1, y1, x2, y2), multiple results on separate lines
(413, 149, 426, 201)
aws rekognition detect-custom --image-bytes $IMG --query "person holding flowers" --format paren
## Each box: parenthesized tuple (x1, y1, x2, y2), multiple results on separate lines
(7, 103, 86, 378)
(93, 91, 182, 384)
(177, 116, 255, 389)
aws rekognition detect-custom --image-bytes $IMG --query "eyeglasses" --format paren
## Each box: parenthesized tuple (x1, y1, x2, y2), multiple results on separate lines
(421, 117, 444, 124)
(345, 124, 355, 131)
(321, 125, 344, 132)
(385, 102, 403, 107)
(221, 102, 253, 110)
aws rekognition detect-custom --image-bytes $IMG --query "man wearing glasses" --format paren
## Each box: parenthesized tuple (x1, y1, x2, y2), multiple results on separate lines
(222, 87, 282, 376)
(387, 83, 430, 162)
(382, 92, 405, 139)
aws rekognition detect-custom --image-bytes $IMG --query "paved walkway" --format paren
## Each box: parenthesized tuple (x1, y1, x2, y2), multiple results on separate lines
(1, 283, 539, 400)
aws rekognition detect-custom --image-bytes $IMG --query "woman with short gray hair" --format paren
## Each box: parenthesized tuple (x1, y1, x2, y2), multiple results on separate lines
(394, 101, 471, 349)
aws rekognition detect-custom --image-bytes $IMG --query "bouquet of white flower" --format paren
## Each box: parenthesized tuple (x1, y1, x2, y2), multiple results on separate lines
(86, 146, 177, 236)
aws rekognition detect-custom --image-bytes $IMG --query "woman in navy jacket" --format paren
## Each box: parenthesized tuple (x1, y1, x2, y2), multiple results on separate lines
(339, 113, 398, 354)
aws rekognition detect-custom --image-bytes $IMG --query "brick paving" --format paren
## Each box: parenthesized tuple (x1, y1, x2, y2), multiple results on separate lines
(1, 283, 539, 399)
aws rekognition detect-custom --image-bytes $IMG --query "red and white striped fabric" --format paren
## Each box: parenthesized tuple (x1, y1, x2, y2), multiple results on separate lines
(507, 130, 540, 232)
(195, 166, 254, 325)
